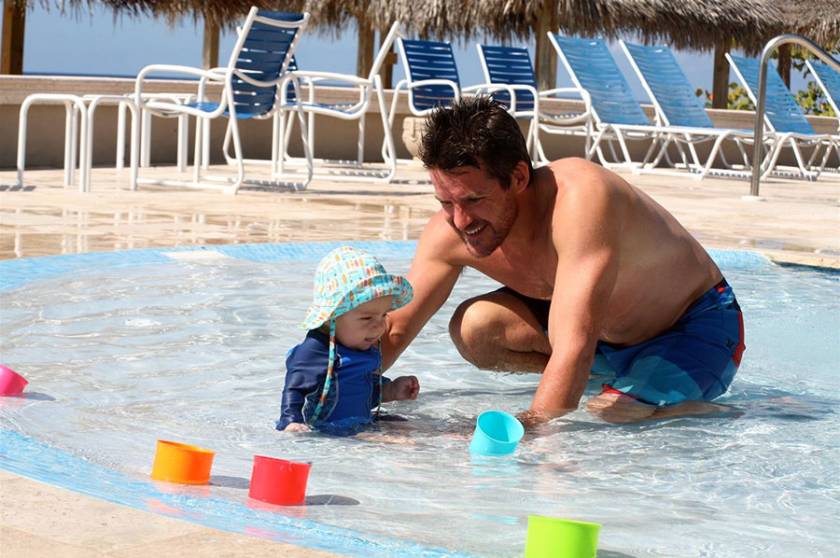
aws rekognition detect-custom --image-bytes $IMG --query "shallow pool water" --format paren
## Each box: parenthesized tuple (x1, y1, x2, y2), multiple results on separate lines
(1, 244, 838, 557)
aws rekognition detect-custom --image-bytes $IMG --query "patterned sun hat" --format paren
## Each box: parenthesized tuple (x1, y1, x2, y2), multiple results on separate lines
(302, 246, 413, 330)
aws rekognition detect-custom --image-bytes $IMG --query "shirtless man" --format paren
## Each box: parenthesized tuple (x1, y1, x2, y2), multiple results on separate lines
(381, 97, 745, 427)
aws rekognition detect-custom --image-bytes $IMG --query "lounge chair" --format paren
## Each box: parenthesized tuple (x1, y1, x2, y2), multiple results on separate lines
(805, 59, 840, 169)
(272, 22, 402, 182)
(133, 8, 313, 194)
(387, 37, 527, 156)
(476, 44, 592, 163)
(619, 41, 758, 179)
(551, 34, 755, 178)
(727, 53, 836, 180)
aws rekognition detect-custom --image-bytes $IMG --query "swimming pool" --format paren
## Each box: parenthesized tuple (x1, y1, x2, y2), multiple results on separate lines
(1, 241, 837, 557)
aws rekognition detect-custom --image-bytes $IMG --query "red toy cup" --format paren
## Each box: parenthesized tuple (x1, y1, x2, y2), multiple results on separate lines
(248, 455, 311, 506)
(0, 365, 28, 396)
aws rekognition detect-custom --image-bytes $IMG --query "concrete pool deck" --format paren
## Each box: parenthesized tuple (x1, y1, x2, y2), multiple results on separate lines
(0, 160, 838, 557)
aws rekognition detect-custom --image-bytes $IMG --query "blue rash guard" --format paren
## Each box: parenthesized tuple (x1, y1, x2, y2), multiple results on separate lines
(276, 330, 389, 431)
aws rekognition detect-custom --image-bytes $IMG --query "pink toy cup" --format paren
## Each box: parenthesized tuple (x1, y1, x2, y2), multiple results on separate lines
(0, 365, 28, 396)
(248, 455, 311, 506)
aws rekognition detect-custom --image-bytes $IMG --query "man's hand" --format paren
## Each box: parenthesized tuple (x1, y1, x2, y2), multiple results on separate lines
(516, 409, 553, 429)
(382, 375, 420, 402)
(283, 422, 311, 433)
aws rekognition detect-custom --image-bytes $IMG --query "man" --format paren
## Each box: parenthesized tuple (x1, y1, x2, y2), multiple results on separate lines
(381, 97, 745, 426)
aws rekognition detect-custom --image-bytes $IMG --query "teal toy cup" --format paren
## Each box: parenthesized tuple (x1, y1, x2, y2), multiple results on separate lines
(525, 515, 601, 558)
(469, 410, 524, 456)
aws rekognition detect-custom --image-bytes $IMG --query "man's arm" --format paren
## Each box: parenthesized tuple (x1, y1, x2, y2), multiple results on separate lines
(381, 213, 463, 371)
(523, 173, 623, 425)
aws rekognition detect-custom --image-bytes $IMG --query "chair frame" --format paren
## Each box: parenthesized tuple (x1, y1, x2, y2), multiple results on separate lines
(133, 8, 313, 194)
(269, 22, 403, 183)
(476, 43, 592, 164)
(618, 40, 764, 180)
(804, 58, 840, 170)
(727, 53, 836, 180)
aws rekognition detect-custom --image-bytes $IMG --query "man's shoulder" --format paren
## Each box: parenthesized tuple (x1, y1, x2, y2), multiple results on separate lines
(544, 158, 625, 210)
(417, 210, 468, 264)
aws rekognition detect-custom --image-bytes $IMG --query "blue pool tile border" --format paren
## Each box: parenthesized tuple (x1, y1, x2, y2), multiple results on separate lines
(0, 430, 474, 558)
(0, 240, 772, 293)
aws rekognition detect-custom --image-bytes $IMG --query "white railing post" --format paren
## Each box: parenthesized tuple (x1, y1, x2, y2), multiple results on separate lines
(749, 34, 840, 198)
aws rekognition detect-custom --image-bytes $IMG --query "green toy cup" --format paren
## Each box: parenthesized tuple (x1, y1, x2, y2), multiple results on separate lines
(525, 515, 601, 558)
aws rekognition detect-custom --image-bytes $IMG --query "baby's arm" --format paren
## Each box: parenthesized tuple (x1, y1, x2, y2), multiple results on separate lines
(276, 341, 327, 432)
(277, 369, 311, 431)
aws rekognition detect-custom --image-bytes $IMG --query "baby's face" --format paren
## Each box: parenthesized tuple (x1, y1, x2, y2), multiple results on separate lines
(334, 296, 393, 351)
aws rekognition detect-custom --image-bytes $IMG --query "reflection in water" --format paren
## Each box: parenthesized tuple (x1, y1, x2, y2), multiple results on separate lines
(2, 198, 434, 259)
(210, 475, 250, 490)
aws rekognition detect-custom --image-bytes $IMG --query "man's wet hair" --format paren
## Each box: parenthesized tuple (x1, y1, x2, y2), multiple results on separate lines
(419, 96, 533, 189)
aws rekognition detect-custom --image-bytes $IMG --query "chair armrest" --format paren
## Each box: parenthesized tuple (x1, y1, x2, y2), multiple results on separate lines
(135, 64, 228, 107)
(286, 71, 371, 106)
(288, 71, 373, 88)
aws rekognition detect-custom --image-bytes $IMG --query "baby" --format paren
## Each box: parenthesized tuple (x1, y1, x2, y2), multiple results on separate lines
(277, 246, 420, 432)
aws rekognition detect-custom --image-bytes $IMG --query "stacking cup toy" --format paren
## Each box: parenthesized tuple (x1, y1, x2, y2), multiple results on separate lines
(525, 515, 601, 558)
(151, 440, 215, 484)
(469, 410, 524, 456)
(249, 455, 311, 506)
(0, 365, 28, 396)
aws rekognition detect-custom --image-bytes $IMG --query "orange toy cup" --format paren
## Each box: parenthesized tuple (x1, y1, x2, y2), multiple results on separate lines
(0, 365, 28, 396)
(151, 440, 215, 485)
(248, 455, 311, 506)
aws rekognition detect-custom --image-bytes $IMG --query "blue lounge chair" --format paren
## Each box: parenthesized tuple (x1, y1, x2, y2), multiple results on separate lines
(727, 53, 836, 179)
(134, 8, 313, 193)
(551, 34, 758, 177)
(620, 41, 758, 179)
(389, 37, 525, 134)
(549, 34, 663, 169)
(805, 59, 840, 129)
(805, 59, 840, 170)
(476, 44, 592, 163)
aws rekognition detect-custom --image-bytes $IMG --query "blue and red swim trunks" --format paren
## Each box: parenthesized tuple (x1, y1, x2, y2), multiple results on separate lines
(498, 279, 745, 406)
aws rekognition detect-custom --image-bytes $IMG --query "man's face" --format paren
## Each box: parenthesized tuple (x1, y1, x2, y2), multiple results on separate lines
(430, 165, 518, 257)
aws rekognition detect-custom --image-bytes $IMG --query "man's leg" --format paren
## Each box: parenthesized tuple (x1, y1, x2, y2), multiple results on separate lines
(449, 290, 551, 372)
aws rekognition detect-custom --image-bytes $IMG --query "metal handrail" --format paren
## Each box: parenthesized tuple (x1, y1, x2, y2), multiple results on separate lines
(750, 34, 840, 197)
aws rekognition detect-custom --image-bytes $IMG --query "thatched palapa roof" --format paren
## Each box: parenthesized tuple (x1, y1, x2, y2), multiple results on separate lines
(775, 0, 840, 48)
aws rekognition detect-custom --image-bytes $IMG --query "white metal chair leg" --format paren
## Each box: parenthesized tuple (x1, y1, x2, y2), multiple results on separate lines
(202, 119, 210, 170)
(225, 118, 246, 194)
(374, 77, 397, 180)
(116, 102, 127, 171)
(357, 115, 365, 165)
(141, 109, 152, 167)
(177, 114, 188, 172)
(193, 117, 204, 184)
(271, 112, 280, 176)
(62, 101, 73, 186)
(69, 107, 80, 187)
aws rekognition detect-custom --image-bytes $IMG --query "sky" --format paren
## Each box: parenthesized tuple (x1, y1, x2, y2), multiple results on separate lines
(10, 4, 810, 102)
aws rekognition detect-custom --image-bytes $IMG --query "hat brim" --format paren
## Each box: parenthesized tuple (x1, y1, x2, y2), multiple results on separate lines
(302, 273, 413, 330)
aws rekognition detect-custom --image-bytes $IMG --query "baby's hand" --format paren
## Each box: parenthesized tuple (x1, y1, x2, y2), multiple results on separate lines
(283, 422, 311, 433)
(382, 375, 420, 402)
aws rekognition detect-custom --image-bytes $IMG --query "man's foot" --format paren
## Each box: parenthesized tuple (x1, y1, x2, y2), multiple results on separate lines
(586, 392, 657, 423)
(587, 392, 738, 423)
(382, 375, 420, 402)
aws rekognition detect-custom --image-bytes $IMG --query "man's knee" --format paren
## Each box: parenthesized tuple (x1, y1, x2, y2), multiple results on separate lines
(449, 297, 501, 369)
